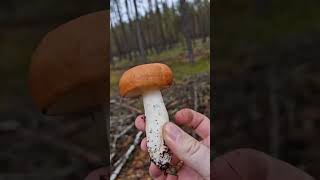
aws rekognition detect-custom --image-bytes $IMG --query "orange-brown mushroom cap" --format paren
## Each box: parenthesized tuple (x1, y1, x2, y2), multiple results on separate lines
(119, 63, 173, 97)
(28, 11, 109, 115)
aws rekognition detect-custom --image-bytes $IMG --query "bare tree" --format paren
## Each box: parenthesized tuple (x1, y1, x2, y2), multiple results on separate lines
(125, 0, 139, 57)
(111, 21, 123, 60)
(110, 0, 210, 61)
(180, 0, 195, 63)
(113, 0, 133, 60)
(133, 0, 147, 63)
(155, 0, 167, 50)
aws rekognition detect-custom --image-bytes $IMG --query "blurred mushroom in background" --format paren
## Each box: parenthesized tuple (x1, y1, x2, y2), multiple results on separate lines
(28, 10, 109, 166)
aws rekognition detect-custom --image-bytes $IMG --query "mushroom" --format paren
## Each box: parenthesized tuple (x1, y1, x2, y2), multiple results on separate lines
(28, 11, 109, 162)
(119, 63, 173, 170)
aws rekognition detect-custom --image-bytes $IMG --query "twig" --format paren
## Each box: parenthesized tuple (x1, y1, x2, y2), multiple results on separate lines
(113, 155, 123, 168)
(193, 82, 198, 111)
(110, 131, 143, 180)
(116, 122, 135, 139)
(114, 102, 143, 114)
(166, 99, 179, 109)
(111, 122, 135, 152)
(192, 83, 198, 138)
(110, 153, 116, 163)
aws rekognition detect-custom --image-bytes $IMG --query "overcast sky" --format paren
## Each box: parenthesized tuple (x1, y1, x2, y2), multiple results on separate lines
(111, 0, 198, 25)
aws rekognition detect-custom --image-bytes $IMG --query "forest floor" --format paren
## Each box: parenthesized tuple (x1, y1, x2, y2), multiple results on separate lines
(110, 39, 210, 95)
(109, 40, 210, 179)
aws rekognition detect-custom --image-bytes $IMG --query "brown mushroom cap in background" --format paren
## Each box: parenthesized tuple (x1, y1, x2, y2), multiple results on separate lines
(119, 63, 173, 98)
(28, 10, 109, 115)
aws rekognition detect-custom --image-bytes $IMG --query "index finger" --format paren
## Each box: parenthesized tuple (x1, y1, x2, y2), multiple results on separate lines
(174, 108, 210, 139)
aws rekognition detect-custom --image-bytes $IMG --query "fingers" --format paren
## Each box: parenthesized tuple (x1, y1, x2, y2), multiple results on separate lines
(175, 108, 210, 139)
(141, 137, 148, 151)
(135, 114, 146, 131)
(163, 122, 210, 179)
(141, 137, 181, 165)
(170, 155, 180, 165)
(149, 163, 178, 180)
(201, 136, 210, 147)
(149, 163, 165, 179)
(166, 175, 178, 180)
(178, 165, 204, 180)
(136, 111, 211, 179)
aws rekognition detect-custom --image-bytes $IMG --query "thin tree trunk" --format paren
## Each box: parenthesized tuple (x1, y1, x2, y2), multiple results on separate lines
(111, 23, 123, 61)
(124, 0, 138, 57)
(155, 0, 167, 50)
(114, 0, 132, 60)
(180, 0, 195, 64)
(133, 0, 147, 63)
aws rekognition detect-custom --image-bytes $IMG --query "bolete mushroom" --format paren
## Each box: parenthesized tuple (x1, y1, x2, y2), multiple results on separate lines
(28, 11, 109, 163)
(119, 63, 173, 170)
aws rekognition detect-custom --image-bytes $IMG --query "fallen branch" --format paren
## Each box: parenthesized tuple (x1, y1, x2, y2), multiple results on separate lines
(110, 153, 116, 163)
(110, 131, 143, 180)
(113, 155, 123, 168)
(110, 114, 135, 127)
(166, 99, 179, 109)
(192, 83, 198, 137)
(113, 102, 143, 114)
(193, 82, 198, 111)
(116, 122, 135, 139)
(111, 122, 135, 152)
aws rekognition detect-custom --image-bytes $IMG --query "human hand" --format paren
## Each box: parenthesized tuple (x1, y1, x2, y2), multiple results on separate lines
(135, 108, 210, 180)
(84, 109, 314, 180)
(212, 148, 315, 180)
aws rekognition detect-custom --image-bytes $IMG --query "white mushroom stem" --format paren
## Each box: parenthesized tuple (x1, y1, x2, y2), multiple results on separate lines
(143, 90, 172, 170)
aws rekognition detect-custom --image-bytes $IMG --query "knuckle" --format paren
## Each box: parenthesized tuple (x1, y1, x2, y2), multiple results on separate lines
(184, 137, 201, 157)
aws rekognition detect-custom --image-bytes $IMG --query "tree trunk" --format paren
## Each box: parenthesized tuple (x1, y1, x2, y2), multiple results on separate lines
(133, 0, 147, 63)
(114, 0, 132, 60)
(155, 0, 167, 50)
(111, 23, 123, 61)
(180, 0, 195, 64)
(124, 0, 139, 57)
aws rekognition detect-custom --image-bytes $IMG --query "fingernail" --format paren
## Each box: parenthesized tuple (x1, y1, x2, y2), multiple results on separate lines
(164, 122, 181, 142)
(151, 170, 162, 179)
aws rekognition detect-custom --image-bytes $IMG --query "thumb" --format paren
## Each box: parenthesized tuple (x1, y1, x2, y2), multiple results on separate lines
(163, 122, 210, 179)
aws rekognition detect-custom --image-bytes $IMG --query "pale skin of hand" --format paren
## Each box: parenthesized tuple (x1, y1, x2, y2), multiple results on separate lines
(135, 108, 210, 180)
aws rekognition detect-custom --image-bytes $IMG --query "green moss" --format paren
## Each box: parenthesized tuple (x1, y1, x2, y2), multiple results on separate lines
(110, 70, 123, 96)
(170, 57, 210, 82)
(147, 43, 184, 61)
